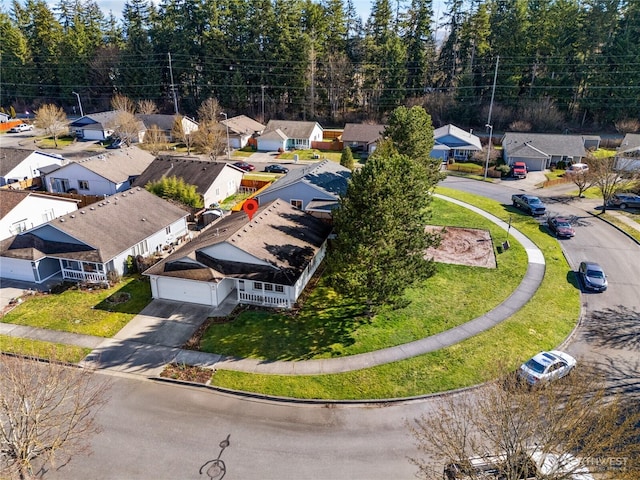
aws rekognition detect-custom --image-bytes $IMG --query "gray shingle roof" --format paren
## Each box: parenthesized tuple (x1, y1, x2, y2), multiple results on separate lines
(0, 147, 65, 176)
(256, 159, 350, 199)
(1, 188, 189, 263)
(264, 120, 321, 140)
(145, 199, 332, 285)
(341, 123, 386, 144)
(502, 133, 587, 158)
(620, 133, 640, 153)
(50, 148, 155, 183)
(222, 115, 265, 135)
(133, 157, 231, 193)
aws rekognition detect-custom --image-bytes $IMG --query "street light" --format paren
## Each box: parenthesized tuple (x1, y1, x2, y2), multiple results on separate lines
(219, 112, 230, 160)
(71, 91, 84, 117)
(484, 124, 493, 180)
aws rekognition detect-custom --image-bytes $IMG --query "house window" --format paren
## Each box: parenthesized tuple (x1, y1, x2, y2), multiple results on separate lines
(62, 259, 81, 271)
(166, 225, 171, 234)
(253, 282, 263, 290)
(264, 284, 273, 291)
(291, 199, 303, 210)
(275, 285, 284, 293)
(238, 280, 245, 291)
(10, 219, 28, 234)
(132, 239, 148, 256)
(82, 263, 103, 273)
(42, 209, 55, 222)
(78, 180, 89, 190)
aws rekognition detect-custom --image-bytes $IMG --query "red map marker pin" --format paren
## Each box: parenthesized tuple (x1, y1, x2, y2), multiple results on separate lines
(242, 199, 259, 221)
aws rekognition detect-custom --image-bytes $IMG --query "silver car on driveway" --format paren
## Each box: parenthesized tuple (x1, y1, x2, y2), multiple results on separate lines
(518, 350, 576, 386)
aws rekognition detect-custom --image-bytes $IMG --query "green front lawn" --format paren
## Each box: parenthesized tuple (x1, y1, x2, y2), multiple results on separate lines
(209, 188, 580, 399)
(0, 336, 91, 363)
(2, 276, 151, 337)
(200, 197, 526, 360)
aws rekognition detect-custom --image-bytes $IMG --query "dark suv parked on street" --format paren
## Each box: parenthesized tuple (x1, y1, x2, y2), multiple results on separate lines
(607, 193, 640, 209)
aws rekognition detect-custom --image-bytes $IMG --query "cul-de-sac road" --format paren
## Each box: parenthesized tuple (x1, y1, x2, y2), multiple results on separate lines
(43, 176, 640, 480)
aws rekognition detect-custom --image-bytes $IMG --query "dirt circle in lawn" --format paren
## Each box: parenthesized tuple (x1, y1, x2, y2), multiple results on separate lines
(424, 226, 497, 269)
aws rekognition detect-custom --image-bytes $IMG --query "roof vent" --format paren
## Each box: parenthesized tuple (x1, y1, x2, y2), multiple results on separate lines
(70, 215, 75, 218)
(90, 207, 95, 210)
(60, 218, 65, 222)
(141, 218, 146, 222)
(80, 210, 86, 214)
(136, 187, 141, 191)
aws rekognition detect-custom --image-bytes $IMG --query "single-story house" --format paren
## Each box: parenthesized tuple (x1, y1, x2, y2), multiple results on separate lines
(145, 199, 332, 309)
(43, 147, 155, 195)
(501, 133, 588, 171)
(615, 133, 640, 172)
(341, 123, 386, 156)
(252, 159, 350, 214)
(221, 115, 265, 149)
(137, 114, 199, 142)
(0, 188, 189, 284)
(68, 111, 120, 140)
(432, 124, 482, 162)
(0, 112, 10, 123)
(257, 120, 323, 151)
(0, 148, 66, 187)
(0, 190, 79, 241)
(133, 157, 244, 208)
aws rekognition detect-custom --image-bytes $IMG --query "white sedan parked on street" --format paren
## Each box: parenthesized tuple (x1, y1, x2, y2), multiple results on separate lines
(517, 350, 576, 386)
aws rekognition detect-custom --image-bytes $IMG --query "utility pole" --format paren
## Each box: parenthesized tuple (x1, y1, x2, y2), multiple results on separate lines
(261, 85, 265, 122)
(168, 52, 178, 114)
(71, 91, 84, 117)
(487, 55, 499, 127)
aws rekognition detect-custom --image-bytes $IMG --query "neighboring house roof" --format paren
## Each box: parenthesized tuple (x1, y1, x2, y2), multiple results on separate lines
(502, 133, 587, 158)
(68, 110, 120, 128)
(259, 128, 288, 141)
(257, 159, 350, 200)
(434, 124, 482, 150)
(264, 120, 321, 139)
(619, 133, 640, 153)
(341, 123, 386, 145)
(222, 115, 265, 135)
(0, 191, 77, 219)
(145, 199, 332, 285)
(0, 148, 65, 177)
(133, 157, 232, 193)
(0, 188, 189, 263)
(137, 114, 198, 132)
(47, 148, 155, 184)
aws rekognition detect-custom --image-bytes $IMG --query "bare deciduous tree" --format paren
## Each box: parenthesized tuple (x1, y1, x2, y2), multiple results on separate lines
(197, 97, 222, 123)
(566, 170, 595, 198)
(111, 110, 140, 146)
(34, 104, 68, 148)
(172, 115, 196, 155)
(143, 124, 167, 155)
(587, 154, 640, 212)
(192, 120, 226, 160)
(409, 368, 640, 480)
(110, 94, 135, 114)
(136, 99, 158, 114)
(0, 354, 110, 480)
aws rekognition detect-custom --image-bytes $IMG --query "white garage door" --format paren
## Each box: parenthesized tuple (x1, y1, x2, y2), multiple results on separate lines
(0, 257, 36, 282)
(156, 277, 213, 306)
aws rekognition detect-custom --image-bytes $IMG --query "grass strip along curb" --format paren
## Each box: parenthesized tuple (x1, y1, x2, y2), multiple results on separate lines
(208, 187, 580, 400)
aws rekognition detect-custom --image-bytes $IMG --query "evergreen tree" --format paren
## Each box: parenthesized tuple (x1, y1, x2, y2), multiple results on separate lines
(327, 145, 438, 314)
(0, 12, 32, 104)
(404, 0, 436, 96)
(383, 105, 435, 163)
(340, 146, 355, 170)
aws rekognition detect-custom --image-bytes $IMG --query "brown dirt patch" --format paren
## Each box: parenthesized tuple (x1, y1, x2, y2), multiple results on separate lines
(425, 226, 496, 269)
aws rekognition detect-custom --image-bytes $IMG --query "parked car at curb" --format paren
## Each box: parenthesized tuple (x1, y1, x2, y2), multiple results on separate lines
(512, 194, 547, 216)
(264, 164, 289, 174)
(547, 216, 575, 238)
(517, 350, 576, 387)
(607, 193, 640, 209)
(444, 449, 593, 480)
(578, 261, 607, 292)
(9, 123, 33, 133)
(233, 161, 255, 172)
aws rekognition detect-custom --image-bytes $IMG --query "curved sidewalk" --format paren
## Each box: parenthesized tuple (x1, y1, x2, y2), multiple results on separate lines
(1, 196, 545, 377)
